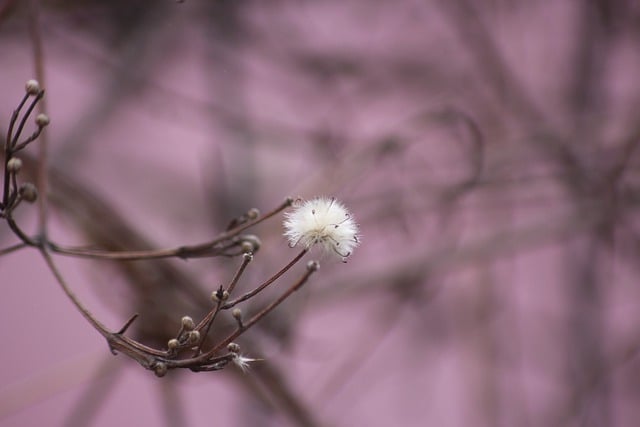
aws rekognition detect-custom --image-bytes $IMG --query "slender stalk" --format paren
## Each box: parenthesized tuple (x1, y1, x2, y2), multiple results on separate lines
(223, 249, 307, 309)
(27, 0, 48, 237)
(46, 198, 293, 261)
(207, 260, 317, 358)
(193, 252, 254, 353)
(39, 248, 111, 338)
(0, 241, 28, 256)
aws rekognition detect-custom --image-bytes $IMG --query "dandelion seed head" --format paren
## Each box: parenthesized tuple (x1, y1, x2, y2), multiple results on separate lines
(283, 197, 359, 261)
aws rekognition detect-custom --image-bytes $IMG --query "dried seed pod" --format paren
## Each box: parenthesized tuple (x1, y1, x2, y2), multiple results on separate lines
(7, 158, 22, 173)
(154, 362, 168, 377)
(181, 316, 195, 330)
(188, 330, 201, 344)
(19, 183, 38, 203)
(35, 114, 50, 127)
(25, 80, 41, 95)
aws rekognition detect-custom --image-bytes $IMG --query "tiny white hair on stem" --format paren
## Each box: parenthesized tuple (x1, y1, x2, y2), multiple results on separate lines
(283, 197, 360, 262)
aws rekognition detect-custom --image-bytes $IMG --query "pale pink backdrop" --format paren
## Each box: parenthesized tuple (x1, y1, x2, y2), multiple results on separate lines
(1, 1, 640, 426)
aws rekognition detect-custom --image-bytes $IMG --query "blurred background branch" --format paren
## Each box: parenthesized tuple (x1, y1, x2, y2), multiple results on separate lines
(1, 0, 640, 426)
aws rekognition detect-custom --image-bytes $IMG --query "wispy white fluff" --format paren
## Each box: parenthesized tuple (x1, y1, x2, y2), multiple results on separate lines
(283, 197, 359, 261)
(232, 354, 258, 372)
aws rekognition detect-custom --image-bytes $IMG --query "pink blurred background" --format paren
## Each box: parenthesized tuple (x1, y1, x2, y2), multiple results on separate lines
(2, 1, 640, 426)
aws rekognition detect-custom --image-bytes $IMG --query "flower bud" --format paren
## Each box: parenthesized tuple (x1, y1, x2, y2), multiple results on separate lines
(167, 339, 179, 350)
(19, 183, 38, 203)
(211, 288, 229, 302)
(227, 342, 240, 354)
(239, 234, 261, 253)
(25, 80, 41, 95)
(306, 260, 320, 272)
(188, 330, 201, 344)
(247, 208, 260, 219)
(181, 316, 195, 330)
(154, 362, 168, 377)
(240, 241, 255, 254)
(35, 114, 50, 127)
(7, 158, 22, 173)
(232, 308, 242, 320)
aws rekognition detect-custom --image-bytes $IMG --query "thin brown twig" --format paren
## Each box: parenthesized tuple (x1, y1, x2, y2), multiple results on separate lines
(45, 197, 292, 261)
(192, 252, 254, 354)
(223, 248, 308, 309)
(0, 241, 28, 256)
(26, 0, 48, 237)
(3, 93, 30, 208)
(39, 247, 111, 338)
(36, 230, 315, 376)
(206, 260, 319, 357)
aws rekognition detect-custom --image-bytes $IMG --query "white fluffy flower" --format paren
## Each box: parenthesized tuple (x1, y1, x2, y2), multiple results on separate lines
(283, 197, 359, 261)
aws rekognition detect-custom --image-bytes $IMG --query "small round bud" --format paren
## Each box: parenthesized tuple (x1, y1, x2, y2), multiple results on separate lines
(19, 183, 38, 203)
(25, 79, 41, 95)
(239, 235, 261, 253)
(212, 288, 229, 302)
(181, 316, 195, 330)
(154, 362, 168, 377)
(35, 113, 50, 127)
(232, 308, 242, 319)
(306, 260, 320, 272)
(240, 241, 255, 254)
(188, 330, 201, 344)
(227, 342, 241, 353)
(247, 208, 260, 219)
(167, 339, 179, 350)
(7, 158, 22, 173)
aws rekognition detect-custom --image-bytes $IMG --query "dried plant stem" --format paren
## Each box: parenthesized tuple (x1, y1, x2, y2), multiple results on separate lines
(193, 252, 254, 353)
(1, 85, 321, 378)
(0, 241, 28, 256)
(39, 247, 111, 338)
(3, 93, 29, 208)
(27, 0, 49, 237)
(208, 259, 318, 356)
(45, 197, 292, 261)
(223, 248, 308, 309)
